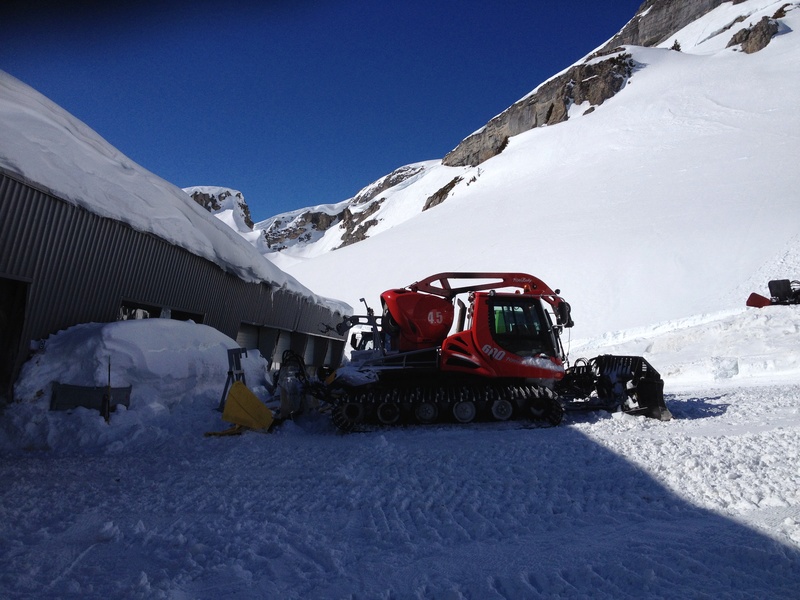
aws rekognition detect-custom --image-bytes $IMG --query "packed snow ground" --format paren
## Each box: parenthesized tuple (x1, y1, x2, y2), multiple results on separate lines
(1, 307, 799, 598)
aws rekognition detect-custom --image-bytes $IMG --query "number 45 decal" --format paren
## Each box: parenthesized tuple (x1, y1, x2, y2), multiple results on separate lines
(427, 310, 444, 325)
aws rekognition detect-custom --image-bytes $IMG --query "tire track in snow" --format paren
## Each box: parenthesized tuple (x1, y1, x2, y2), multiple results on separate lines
(3, 385, 800, 597)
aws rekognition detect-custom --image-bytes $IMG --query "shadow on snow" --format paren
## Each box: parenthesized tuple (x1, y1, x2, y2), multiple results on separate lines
(0, 415, 799, 599)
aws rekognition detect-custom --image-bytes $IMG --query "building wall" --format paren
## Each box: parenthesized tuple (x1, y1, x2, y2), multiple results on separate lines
(0, 171, 346, 399)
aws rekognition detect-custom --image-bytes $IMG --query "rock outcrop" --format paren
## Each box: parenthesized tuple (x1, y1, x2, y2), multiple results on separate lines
(599, 0, 727, 50)
(442, 51, 634, 167)
(186, 187, 254, 230)
(727, 16, 780, 53)
(263, 210, 334, 249)
(260, 163, 426, 251)
(423, 177, 463, 211)
(351, 164, 425, 206)
(336, 199, 385, 248)
(442, 0, 788, 169)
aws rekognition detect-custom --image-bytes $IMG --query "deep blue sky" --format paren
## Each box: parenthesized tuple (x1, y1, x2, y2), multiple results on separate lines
(1, 1, 642, 220)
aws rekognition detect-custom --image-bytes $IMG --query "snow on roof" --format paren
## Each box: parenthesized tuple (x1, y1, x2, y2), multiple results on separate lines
(0, 70, 350, 314)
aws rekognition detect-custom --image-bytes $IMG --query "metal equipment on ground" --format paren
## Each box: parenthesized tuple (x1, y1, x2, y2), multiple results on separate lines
(747, 279, 800, 308)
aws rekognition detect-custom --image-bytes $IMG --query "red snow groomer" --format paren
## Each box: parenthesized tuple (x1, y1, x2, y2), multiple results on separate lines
(318, 272, 671, 432)
(746, 279, 800, 308)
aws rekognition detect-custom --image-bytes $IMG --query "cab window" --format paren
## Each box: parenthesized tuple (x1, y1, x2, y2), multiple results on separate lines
(488, 298, 553, 357)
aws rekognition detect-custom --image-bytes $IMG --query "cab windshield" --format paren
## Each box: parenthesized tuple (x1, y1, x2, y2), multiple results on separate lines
(488, 297, 555, 357)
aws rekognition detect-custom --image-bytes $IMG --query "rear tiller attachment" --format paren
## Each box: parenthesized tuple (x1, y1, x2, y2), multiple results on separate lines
(557, 355, 672, 421)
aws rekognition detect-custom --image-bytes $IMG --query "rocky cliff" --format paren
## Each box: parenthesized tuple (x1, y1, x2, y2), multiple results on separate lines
(184, 186, 254, 231)
(442, 0, 782, 168)
(442, 49, 635, 167)
(257, 163, 428, 251)
(600, 0, 728, 50)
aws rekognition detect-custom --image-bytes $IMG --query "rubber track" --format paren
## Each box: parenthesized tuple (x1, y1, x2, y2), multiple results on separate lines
(329, 382, 563, 433)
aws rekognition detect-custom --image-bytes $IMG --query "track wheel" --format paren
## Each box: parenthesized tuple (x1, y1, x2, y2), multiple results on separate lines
(529, 394, 564, 426)
(376, 401, 401, 425)
(415, 401, 439, 424)
(544, 398, 564, 426)
(331, 402, 363, 432)
(491, 398, 513, 421)
(452, 400, 476, 423)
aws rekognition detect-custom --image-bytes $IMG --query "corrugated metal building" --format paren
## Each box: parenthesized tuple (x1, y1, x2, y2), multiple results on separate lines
(0, 168, 347, 401)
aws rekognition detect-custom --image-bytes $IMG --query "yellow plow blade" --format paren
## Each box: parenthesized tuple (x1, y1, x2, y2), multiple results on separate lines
(221, 381, 274, 430)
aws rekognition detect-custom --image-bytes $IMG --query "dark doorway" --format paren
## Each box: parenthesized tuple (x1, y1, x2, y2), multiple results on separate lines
(0, 277, 28, 403)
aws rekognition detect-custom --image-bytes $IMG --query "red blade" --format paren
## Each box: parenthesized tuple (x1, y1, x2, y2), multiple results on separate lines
(746, 292, 772, 308)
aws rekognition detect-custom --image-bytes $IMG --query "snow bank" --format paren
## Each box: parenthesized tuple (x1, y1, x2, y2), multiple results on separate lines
(570, 305, 800, 390)
(1, 319, 270, 453)
(6, 300, 799, 457)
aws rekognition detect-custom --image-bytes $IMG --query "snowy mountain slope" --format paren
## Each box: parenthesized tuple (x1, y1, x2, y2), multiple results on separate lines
(1, 305, 799, 598)
(259, 0, 800, 339)
(181, 185, 269, 258)
(194, 0, 799, 339)
(249, 161, 470, 265)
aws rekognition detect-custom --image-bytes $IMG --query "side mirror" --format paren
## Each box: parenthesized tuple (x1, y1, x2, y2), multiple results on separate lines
(557, 301, 574, 328)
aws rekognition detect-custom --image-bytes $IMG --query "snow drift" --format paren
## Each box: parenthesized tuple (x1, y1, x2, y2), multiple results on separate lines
(2, 320, 271, 453)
